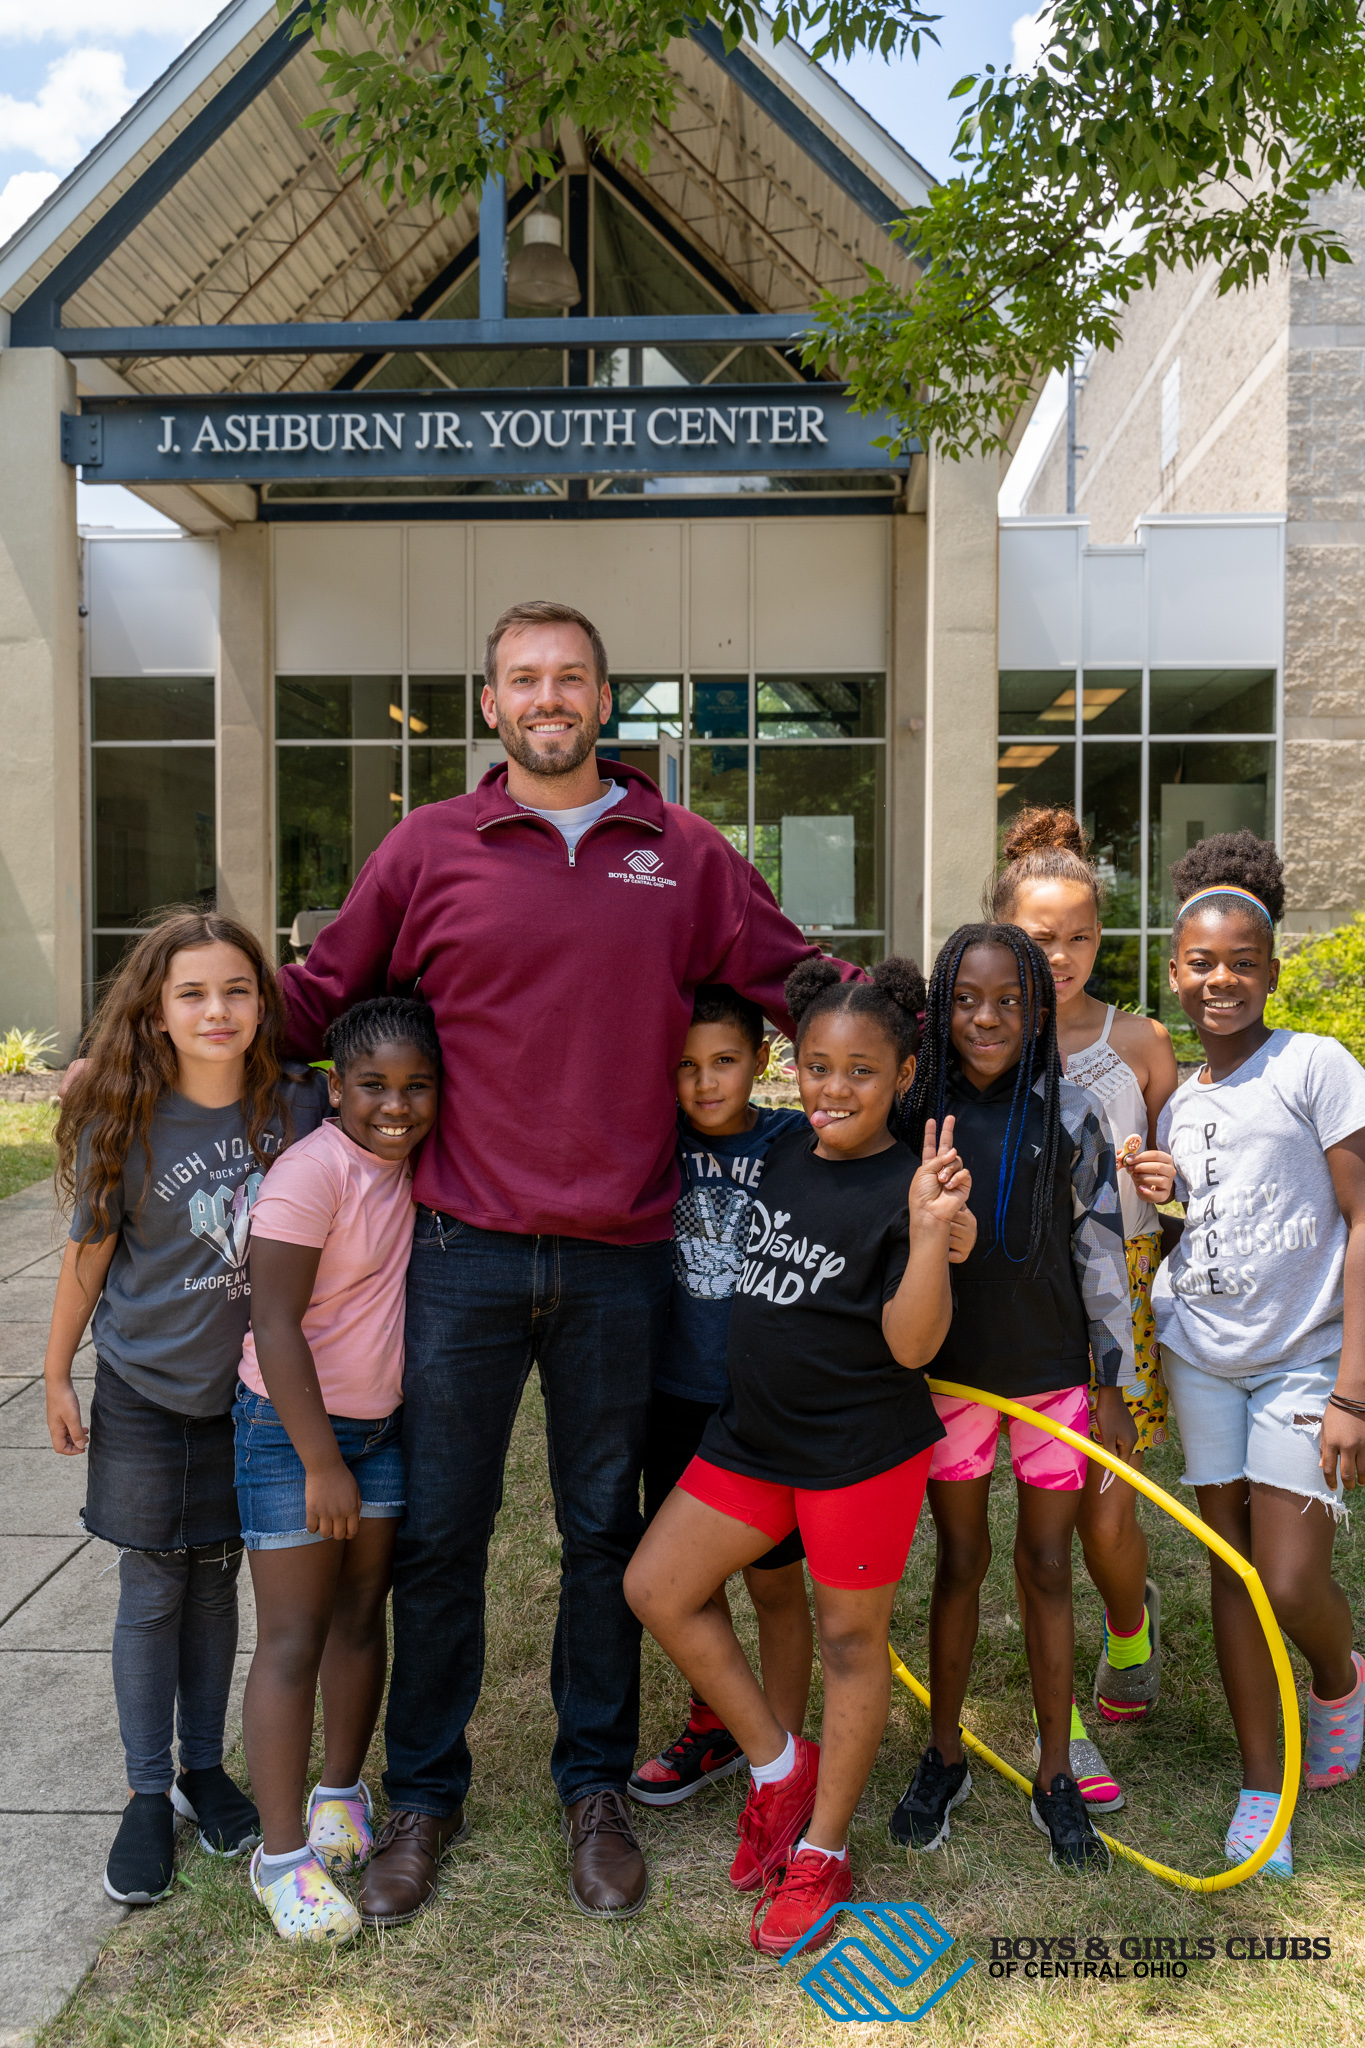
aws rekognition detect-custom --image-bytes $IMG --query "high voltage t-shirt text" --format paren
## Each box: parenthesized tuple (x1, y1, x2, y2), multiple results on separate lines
(1153, 1030, 1365, 1376)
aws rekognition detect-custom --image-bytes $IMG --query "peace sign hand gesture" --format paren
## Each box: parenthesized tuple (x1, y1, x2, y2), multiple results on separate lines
(909, 1115, 973, 1237)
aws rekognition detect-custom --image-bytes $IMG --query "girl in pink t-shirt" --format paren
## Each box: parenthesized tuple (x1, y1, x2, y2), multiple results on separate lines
(234, 997, 439, 1944)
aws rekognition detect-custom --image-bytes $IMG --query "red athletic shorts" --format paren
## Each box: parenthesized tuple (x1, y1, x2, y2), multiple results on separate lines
(677, 1448, 933, 1590)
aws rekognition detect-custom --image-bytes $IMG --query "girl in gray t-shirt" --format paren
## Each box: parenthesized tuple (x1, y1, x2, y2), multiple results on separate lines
(43, 910, 324, 1913)
(1153, 833, 1365, 1880)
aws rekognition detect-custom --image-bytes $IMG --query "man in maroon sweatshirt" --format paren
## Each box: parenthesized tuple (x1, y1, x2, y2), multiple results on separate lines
(278, 599, 848, 1925)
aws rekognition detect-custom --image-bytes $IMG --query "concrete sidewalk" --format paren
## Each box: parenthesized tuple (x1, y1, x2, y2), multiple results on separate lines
(0, 1180, 254, 2047)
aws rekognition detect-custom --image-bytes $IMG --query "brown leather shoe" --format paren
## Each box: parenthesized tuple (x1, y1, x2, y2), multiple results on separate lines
(561, 1789, 650, 1918)
(358, 1807, 470, 1926)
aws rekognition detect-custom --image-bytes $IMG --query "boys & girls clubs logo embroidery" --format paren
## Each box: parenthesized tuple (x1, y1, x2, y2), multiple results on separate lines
(609, 849, 677, 888)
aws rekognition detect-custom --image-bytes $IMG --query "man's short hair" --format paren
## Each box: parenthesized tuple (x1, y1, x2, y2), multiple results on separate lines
(483, 600, 609, 690)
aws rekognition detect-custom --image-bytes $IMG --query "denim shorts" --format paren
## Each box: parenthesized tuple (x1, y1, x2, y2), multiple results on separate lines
(1161, 1346, 1345, 1515)
(233, 1384, 406, 1550)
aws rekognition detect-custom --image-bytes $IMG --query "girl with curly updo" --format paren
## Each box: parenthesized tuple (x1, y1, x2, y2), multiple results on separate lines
(627, 958, 973, 1958)
(1153, 831, 1365, 1876)
(989, 806, 1178, 1797)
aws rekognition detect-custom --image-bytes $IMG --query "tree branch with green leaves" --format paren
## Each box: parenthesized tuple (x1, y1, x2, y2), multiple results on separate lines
(287, 0, 1365, 455)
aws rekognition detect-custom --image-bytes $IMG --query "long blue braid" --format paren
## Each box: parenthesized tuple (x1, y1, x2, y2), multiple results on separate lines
(906, 922, 1062, 1277)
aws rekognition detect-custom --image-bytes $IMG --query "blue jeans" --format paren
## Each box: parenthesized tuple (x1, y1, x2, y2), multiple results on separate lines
(233, 1385, 406, 1549)
(114, 1542, 242, 1793)
(383, 1213, 671, 1814)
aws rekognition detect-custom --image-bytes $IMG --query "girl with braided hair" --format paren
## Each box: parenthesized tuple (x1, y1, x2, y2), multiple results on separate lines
(628, 956, 973, 1957)
(888, 924, 1135, 1876)
(1152, 832, 1365, 1876)
(991, 806, 1178, 1771)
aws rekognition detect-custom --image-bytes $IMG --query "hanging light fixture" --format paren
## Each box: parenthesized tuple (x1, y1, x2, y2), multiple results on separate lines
(506, 201, 581, 310)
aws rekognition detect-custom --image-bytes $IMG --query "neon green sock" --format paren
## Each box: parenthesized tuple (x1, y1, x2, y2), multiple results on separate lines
(1070, 1699, 1087, 1742)
(1105, 1606, 1151, 1669)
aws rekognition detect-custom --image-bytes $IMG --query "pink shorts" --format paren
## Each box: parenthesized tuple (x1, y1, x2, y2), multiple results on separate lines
(927, 1385, 1089, 1491)
(677, 1450, 932, 1589)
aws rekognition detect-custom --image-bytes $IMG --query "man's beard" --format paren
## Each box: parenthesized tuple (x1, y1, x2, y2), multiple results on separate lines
(498, 707, 600, 778)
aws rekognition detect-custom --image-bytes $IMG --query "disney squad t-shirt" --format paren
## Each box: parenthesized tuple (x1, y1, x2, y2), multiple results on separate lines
(698, 1130, 944, 1488)
(71, 1074, 328, 1418)
(1153, 1030, 1365, 1376)
(659, 1104, 810, 1404)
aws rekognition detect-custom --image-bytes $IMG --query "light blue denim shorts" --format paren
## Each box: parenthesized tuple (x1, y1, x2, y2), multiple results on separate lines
(1161, 1345, 1345, 1515)
(233, 1384, 405, 1549)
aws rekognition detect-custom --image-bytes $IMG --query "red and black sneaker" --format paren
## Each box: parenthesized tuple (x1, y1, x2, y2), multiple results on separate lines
(627, 1700, 744, 1808)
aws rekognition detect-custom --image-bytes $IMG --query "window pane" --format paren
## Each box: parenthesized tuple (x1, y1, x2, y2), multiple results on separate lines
(1148, 742, 1275, 925)
(276, 677, 402, 740)
(1150, 669, 1274, 734)
(691, 678, 749, 740)
(1086, 935, 1143, 1014)
(408, 678, 466, 739)
(409, 745, 466, 808)
(753, 746, 885, 932)
(1081, 669, 1141, 735)
(1148, 937, 1204, 1063)
(756, 675, 885, 738)
(689, 744, 749, 855)
(602, 676, 683, 740)
(997, 741, 1073, 838)
(998, 670, 1076, 736)
(92, 676, 214, 742)
(93, 748, 215, 926)
(276, 745, 402, 929)
(815, 935, 886, 968)
(1082, 743, 1142, 928)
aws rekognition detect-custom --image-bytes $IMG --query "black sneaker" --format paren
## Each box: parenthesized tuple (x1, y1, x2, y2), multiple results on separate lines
(627, 1717, 744, 1807)
(103, 1793, 176, 1905)
(889, 1745, 972, 1850)
(171, 1765, 261, 1857)
(1029, 1772, 1113, 1873)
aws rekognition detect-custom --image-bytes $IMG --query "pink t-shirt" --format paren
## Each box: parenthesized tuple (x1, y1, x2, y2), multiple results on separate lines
(238, 1120, 415, 1419)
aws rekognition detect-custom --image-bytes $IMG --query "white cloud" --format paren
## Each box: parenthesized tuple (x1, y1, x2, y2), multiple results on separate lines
(0, 167, 58, 245)
(0, 0, 221, 40)
(1010, 8, 1054, 75)
(0, 47, 134, 168)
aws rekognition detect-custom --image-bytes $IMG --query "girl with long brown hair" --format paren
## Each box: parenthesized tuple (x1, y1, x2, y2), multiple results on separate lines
(43, 910, 326, 1909)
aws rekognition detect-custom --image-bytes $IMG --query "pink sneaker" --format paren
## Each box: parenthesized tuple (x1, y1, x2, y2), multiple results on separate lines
(750, 1845, 851, 1957)
(729, 1737, 819, 1893)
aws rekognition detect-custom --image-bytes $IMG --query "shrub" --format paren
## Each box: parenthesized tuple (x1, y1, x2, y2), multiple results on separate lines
(0, 1028, 58, 1076)
(1266, 913, 1365, 1062)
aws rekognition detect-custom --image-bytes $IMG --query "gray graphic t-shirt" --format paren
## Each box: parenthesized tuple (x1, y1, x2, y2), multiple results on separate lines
(1153, 1030, 1365, 1377)
(72, 1078, 326, 1417)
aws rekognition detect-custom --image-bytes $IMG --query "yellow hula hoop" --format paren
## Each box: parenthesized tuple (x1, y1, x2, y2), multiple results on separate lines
(887, 1378, 1301, 1891)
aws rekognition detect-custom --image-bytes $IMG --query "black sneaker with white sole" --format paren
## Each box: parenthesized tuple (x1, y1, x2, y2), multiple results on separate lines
(171, 1765, 261, 1857)
(888, 1745, 972, 1850)
(1029, 1773, 1112, 1873)
(104, 1793, 176, 1905)
(627, 1719, 744, 1807)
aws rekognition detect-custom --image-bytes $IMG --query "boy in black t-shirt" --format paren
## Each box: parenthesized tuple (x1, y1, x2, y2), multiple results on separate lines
(627, 987, 813, 1809)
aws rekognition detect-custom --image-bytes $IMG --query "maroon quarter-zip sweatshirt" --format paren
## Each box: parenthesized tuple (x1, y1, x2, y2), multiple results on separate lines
(279, 762, 854, 1244)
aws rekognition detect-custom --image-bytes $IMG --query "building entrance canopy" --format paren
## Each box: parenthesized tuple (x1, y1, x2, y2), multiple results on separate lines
(71, 386, 907, 484)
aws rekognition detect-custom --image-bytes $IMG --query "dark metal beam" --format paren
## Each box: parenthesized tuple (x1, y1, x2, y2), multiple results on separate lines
(48, 313, 812, 359)
(686, 21, 906, 235)
(10, 5, 314, 346)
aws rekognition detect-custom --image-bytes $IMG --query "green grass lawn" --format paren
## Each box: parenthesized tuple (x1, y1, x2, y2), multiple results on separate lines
(41, 1387, 1365, 2048)
(0, 1100, 57, 1200)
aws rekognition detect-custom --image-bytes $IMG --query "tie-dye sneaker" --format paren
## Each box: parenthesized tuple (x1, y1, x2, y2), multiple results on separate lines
(1224, 1790, 1292, 1878)
(250, 1847, 362, 1943)
(1305, 1651, 1365, 1791)
(307, 1781, 375, 1878)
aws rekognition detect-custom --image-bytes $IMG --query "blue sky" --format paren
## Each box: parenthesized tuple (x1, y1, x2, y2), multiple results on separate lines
(0, 0, 1059, 517)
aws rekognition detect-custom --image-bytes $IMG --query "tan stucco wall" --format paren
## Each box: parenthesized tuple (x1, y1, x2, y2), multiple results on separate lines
(0, 348, 83, 1052)
(924, 452, 998, 959)
(888, 511, 927, 960)
(1028, 259, 1289, 540)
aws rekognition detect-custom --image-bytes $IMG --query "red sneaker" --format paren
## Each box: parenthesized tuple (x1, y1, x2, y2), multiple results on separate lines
(750, 1846, 852, 1957)
(627, 1713, 744, 1808)
(728, 1737, 819, 1893)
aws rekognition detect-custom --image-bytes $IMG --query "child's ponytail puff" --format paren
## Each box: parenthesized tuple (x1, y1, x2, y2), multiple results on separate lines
(783, 955, 844, 1027)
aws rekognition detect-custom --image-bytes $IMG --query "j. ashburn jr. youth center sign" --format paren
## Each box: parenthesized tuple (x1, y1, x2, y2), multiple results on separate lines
(65, 387, 909, 483)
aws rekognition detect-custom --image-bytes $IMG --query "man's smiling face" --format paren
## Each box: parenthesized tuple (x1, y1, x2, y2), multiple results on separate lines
(481, 621, 612, 779)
